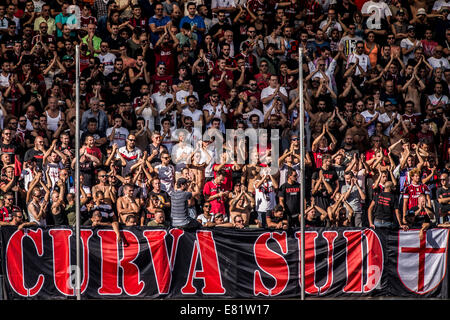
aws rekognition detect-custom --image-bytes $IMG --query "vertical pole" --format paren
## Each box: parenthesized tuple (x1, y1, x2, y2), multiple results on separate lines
(298, 47, 305, 301)
(75, 45, 81, 300)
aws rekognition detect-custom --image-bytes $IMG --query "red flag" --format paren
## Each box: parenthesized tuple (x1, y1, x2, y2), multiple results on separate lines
(14, 155, 22, 177)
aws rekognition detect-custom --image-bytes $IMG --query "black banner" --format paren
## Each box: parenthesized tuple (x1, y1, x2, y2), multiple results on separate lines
(0, 226, 448, 299)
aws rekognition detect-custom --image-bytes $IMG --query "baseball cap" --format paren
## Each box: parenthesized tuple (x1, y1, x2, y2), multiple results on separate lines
(407, 25, 415, 31)
(62, 55, 74, 61)
(397, 9, 405, 15)
(417, 8, 426, 16)
(177, 178, 188, 187)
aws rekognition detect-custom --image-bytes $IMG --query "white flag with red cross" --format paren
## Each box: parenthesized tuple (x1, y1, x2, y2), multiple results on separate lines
(397, 229, 449, 294)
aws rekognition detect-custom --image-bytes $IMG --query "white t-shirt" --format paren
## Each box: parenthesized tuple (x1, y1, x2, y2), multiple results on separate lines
(261, 86, 288, 114)
(155, 164, 175, 195)
(360, 110, 379, 137)
(400, 38, 422, 65)
(151, 91, 174, 127)
(346, 53, 371, 75)
(98, 52, 116, 76)
(254, 179, 276, 212)
(378, 112, 401, 135)
(105, 126, 129, 148)
(428, 56, 450, 70)
(182, 107, 203, 123)
(203, 102, 227, 133)
(319, 19, 342, 37)
(428, 94, 449, 106)
(244, 108, 264, 126)
(117, 146, 142, 175)
(176, 90, 199, 105)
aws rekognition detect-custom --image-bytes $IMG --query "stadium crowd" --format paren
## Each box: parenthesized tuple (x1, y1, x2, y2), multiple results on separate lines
(0, 0, 448, 237)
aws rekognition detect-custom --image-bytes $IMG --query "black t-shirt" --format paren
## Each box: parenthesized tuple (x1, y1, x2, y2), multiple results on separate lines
(408, 205, 432, 226)
(437, 186, 450, 214)
(373, 191, 398, 221)
(267, 210, 287, 226)
(148, 190, 171, 219)
(278, 182, 301, 217)
(311, 168, 337, 211)
(306, 216, 325, 227)
(0, 141, 18, 163)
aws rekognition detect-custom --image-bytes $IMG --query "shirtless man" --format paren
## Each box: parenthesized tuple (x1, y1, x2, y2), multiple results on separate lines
(229, 183, 254, 226)
(187, 141, 211, 191)
(345, 114, 369, 152)
(116, 184, 141, 223)
(241, 148, 262, 194)
(91, 169, 116, 202)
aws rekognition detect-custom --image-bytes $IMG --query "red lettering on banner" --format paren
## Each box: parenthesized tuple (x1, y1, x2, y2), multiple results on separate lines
(98, 230, 122, 295)
(296, 231, 337, 295)
(6, 229, 44, 297)
(343, 231, 363, 292)
(343, 229, 384, 293)
(143, 229, 184, 294)
(120, 230, 144, 296)
(363, 229, 383, 292)
(181, 230, 226, 295)
(49, 229, 95, 295)
(253, 232, 289, 296)
(49, 229, 73, 295)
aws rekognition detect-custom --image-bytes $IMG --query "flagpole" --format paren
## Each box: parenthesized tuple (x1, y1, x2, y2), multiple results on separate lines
(75, 45, 81, 301)
(298, 47, 305, 301)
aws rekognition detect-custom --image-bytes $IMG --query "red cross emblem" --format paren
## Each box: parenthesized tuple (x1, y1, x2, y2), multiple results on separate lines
(398, 229, 449, 294)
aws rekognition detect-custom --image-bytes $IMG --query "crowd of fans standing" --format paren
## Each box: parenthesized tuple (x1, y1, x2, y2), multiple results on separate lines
(0, 0, 448, 237)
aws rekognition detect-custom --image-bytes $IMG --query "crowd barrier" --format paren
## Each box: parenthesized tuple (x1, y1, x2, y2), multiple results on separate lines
(0, 226, 448, 299)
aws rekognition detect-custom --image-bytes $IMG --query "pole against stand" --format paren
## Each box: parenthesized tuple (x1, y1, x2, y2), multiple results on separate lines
(298, 47, 305, 301)
(75, 45, 81, 301)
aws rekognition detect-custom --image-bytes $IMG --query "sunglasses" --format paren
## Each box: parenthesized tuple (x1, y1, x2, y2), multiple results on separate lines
(235, 219, 243, 223)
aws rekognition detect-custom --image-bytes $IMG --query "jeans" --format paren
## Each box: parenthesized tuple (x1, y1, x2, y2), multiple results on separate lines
(257, 211, 267, 228)
(374, 219, 394, 228)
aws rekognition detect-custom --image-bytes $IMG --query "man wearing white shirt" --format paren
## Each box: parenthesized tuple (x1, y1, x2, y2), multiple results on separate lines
(260, 75, 289, 115)
(176, 78, 199, 106)
(378, 101, 400, 135)
(203, 91, 227, 133)
(427, 45, 450, 70)
(151, 81, 174, 128)
(182, 95, 204, 125)
(400, 26, 422, 65)
(319, 8, 342, 38)
(346, 41, 371, 76)
(360, 97, 379, 137)
(243, 96, 264, 127)
(308, 56, 337, 92)
(98, 41, 116, 76)
(106, 115, 129, 148)
(427, 82, 449, 107)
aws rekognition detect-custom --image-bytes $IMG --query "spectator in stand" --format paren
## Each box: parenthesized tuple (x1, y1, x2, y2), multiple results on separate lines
(0, 0, 446, 241)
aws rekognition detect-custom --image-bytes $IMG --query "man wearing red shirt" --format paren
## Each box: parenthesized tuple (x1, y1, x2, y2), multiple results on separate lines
(83, 134, 102, 162)
(402, 167, 431, 220)
(254, 61, 271, 90)
(211, 58, 233, 99)
(150, 62, 173, 93)
(212, 153, 240, 192)
(154, 28, 179, 76)
(203, 169, 229, 217)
